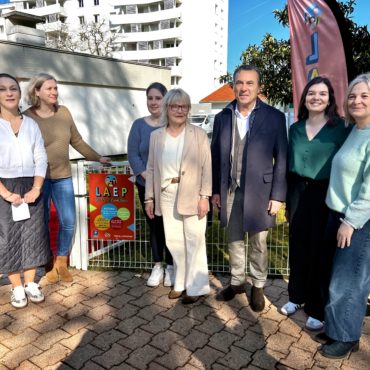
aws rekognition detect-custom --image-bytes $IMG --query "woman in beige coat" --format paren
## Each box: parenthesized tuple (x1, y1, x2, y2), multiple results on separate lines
(145, 88, 211, 304)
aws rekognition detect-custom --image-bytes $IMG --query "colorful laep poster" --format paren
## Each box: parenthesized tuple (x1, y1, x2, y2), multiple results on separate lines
(88, 173, 135, 240)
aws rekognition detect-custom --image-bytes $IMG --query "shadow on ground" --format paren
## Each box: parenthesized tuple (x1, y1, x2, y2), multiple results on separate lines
(0, 270, 369, 369)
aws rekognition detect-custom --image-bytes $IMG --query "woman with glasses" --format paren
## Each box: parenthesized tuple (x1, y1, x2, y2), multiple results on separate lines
(145, 89, 211, 304)
(128, 82, 174, 288)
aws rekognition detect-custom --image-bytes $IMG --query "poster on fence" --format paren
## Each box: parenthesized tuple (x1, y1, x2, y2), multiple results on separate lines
(88, 173, 135, 240)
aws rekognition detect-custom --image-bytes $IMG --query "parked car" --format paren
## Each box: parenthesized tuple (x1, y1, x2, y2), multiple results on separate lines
(190, 114, 215, 138)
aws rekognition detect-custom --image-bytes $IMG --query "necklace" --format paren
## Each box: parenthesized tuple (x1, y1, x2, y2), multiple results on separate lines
(0, 113, 22, 134)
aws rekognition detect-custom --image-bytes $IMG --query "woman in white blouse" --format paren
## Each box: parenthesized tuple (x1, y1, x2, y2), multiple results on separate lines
(145, 89, 211, 304)
(0, 73, 48, 308)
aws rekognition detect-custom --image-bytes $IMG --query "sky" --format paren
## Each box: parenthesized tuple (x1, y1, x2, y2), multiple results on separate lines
(227, 0, 370, 72)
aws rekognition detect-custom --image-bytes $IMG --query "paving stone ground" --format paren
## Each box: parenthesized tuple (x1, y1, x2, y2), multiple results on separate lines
(0, 270, 368, 370)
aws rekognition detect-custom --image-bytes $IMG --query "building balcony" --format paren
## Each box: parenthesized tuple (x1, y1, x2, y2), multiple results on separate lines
(115, 26, 181, 43)
(110, 7, 181, 25)
(114, 45, 182, 61)
(111, 0, 162, 6)
(26, 3, 66, 18)
(37, 19, 64, 34)
(7, 25, 45, 46)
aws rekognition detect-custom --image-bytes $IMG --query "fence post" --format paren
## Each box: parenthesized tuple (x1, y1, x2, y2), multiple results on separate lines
(70, 160, 89, 270)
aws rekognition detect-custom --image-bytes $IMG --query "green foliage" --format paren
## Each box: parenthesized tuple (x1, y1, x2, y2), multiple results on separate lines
(338, 0, 370, 77)
(222, 0, 370, 106)
(240, 34, 292, 106)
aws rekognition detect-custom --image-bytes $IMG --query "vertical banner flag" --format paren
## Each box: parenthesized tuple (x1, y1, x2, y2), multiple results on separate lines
(288, 0, 348, 119)
(88, 173, 135, 240)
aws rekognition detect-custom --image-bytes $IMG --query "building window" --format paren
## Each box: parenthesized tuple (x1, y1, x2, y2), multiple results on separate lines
(171, 76, 180, 86)
(78, 0, 84, 7)
(164, 0, 175, 10)
(94, 14, 99, 23)
(94, 0, 99, 5)
(79, 16, 85, 25)
(0, 25, 4, 34)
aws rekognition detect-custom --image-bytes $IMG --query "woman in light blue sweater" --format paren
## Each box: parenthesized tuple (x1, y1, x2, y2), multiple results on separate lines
(127, 82, 174, 287)
(318, 73, 370, 359)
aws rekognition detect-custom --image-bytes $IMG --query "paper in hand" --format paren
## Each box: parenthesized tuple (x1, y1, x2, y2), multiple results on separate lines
(11, 201, 30, 222)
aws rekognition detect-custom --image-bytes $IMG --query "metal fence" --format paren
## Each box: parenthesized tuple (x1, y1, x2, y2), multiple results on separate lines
(70, 161, 289, 277)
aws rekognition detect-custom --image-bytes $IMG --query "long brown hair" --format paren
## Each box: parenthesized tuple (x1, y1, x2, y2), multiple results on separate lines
(26, 73, 58, 109)
(297, 76, 340, 125)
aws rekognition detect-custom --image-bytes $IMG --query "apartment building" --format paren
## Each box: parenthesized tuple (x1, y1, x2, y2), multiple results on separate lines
(110, 0, 228, 101)
(0, 0, 228, 102)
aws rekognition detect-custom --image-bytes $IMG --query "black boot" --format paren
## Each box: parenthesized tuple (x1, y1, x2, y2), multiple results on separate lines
(250, 286, 265, 312)
(216, 284, 245, 301)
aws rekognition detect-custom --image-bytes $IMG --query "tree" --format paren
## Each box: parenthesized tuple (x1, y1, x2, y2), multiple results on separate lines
(45, 20, 117, 57)
(221, 0, 370, 106)
(242, 34, 291, 106)
(220, 32, 291, 106)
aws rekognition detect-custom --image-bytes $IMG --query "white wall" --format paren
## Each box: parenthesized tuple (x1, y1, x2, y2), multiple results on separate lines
(1, 40, 171, 158)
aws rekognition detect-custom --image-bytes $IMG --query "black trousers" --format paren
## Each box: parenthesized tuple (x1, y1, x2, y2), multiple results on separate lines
(287, 173, 337, 321)
(136, 183, 173, 265)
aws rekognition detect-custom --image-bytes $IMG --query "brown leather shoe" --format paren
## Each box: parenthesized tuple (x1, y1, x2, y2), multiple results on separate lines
(250, 286, 265, 312)
(168, 290, 183, 299)
(55, 256, 73, 282)
(216, 284, 245, 301)
(182, 295, 200, 304)
(45, 261, 59, 283)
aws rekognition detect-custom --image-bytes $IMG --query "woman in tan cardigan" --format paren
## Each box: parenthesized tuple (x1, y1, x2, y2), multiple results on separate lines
(145, 88, 211, 304)
(24, 73, 110, 283)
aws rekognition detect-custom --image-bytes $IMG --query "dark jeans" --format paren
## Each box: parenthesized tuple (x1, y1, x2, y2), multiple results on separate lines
(325, 215, 370, 342)
(136, 183, 172, 265)
(287, 173, 336, 321)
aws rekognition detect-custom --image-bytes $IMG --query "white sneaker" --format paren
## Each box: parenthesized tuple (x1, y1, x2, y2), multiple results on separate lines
(147, 265, 164, 287)
(306, 316, 324, 331)
(164, 265, 175, 287)
(281, 301, 304, 316)
(24, 282, 45, 303)
(11, 286, 27, 308)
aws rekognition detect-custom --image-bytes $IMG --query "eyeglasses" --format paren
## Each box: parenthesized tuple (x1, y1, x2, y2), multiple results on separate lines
(169, 104, 189, 112)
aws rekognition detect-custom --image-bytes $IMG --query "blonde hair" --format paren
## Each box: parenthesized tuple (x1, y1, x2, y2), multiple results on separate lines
(26, 73, 58, 108)
(344, 72, 370, 124)
(160, 88, 191, 127)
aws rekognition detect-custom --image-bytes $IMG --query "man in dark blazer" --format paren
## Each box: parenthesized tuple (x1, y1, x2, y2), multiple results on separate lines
(211, 65, 288, 311)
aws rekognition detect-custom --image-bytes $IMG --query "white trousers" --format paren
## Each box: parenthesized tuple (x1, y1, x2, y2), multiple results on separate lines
(160, 184, 210, 296)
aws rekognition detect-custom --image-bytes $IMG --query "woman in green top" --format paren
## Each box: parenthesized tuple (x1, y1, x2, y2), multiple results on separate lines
(281, 77, 350, 330)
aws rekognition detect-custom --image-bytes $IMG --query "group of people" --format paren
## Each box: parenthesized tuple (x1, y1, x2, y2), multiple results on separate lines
(0, 72, 110, 308)
(1, 65, 369, 360)
(283, 73, 370, 359)
(128, 65, 370, 359)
